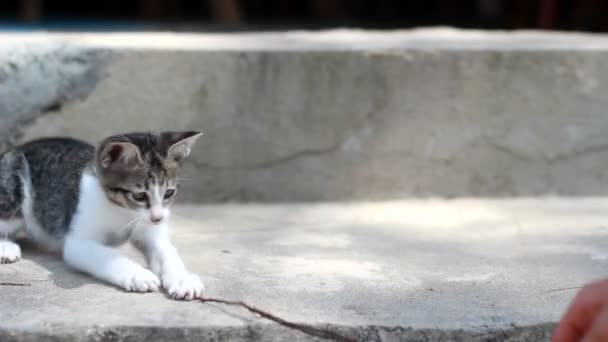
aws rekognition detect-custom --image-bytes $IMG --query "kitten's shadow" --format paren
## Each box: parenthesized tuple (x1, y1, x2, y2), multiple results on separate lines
(18, 238, 100, 290)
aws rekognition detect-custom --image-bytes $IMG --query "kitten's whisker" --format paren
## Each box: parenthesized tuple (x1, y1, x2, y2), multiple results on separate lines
(167, 212, 194, 222)
(118, 215, 144, 233)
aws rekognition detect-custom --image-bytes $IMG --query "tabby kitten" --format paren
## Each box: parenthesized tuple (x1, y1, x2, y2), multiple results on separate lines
(0, 131, 204, 300)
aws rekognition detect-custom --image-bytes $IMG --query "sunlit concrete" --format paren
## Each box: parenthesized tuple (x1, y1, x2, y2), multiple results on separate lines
(2, 199, 603, 340)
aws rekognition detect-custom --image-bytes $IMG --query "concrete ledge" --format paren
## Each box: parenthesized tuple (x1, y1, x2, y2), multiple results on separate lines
(4, 28, 608, 50)
(2, 200, 603, 341)
(0, 324, 555, 342)
(3, 29, 608, 201)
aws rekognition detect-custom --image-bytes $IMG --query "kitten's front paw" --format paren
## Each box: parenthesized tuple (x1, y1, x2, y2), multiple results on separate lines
(118, 266, 160, 293)
(162, 271, 205, 300)
(0, 240, 21, 264)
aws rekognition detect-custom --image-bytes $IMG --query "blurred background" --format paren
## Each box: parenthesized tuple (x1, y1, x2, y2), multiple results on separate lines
(2, 0, 608, 32)
(3, 1, 608, 202)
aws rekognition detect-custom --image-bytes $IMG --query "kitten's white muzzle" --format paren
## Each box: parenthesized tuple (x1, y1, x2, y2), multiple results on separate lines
(150, 215, 163, 224)
(149, 206, 166, 225)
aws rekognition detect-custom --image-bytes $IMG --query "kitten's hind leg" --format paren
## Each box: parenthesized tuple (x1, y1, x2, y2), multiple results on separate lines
(0, 219, 23, 264)
(0, 151, 25, 263)
(0, 240, 21, 264)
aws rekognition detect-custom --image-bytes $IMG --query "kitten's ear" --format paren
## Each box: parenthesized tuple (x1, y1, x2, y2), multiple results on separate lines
(99, 142, 144, 169)
(161, 131, 203, 162)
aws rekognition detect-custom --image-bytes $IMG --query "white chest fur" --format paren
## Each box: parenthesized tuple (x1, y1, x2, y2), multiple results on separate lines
(68, 172, 142, 245)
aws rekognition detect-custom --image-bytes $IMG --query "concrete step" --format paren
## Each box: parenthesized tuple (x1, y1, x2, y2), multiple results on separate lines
(2, 199, 605, 341)
(3, 29, 608, 202)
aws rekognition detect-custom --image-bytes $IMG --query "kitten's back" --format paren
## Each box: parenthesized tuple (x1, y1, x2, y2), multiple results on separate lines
(17, 137, 95, 239)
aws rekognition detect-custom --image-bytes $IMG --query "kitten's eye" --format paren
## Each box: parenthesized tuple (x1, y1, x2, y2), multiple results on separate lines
(164, 189, 176, 200)
(131, 192, 147, 202)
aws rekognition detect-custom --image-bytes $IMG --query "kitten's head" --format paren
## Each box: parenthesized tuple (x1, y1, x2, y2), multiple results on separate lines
(96, 131, 202, 225)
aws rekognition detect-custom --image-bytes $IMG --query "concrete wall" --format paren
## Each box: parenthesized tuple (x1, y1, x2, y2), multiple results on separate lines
(3, 29, 608, 202)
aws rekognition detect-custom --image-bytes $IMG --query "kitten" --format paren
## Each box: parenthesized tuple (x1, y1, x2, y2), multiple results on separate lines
(0, 131, 204, 300)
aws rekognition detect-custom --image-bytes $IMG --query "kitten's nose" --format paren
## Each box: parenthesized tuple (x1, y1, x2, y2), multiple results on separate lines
(150, 214, 164, 224)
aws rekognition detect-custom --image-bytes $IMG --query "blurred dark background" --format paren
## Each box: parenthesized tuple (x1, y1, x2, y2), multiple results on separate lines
(1, 0, 608, 32)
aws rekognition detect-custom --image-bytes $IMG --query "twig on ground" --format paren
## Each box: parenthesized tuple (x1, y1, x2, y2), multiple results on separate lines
(0, 282, 31, 286)
(541, 286, 584, 294)
(199, 297, 357, 342)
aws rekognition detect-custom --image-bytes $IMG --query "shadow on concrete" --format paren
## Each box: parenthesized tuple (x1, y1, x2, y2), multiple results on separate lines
(17, 237, 101, 290)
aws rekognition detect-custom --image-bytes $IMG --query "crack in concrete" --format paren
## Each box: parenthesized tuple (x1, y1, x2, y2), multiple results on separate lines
(192, 142, 342, 171)
(548, 142, 608, 164)
(191, 65, 389, 173)
(485, 138, 608, 165)
(483, 139, 536, 163)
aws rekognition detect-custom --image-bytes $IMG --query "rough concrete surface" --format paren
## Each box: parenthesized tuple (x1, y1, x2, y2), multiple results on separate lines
(2, 29, 608, 201)
(2, 199, 607, 341)
(0, 40, 110, 151)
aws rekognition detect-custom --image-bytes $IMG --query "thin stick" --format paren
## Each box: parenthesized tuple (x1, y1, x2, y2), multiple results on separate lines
(0, 282, 31, 286)
(199, 297, 356, 342)
(542, 286, 584, 294)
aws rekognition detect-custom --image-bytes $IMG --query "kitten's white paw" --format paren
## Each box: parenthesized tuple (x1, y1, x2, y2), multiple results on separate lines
(0, 240, 21, 264)
(162, 271, 205, 300)
(117, 266, 160, 292)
